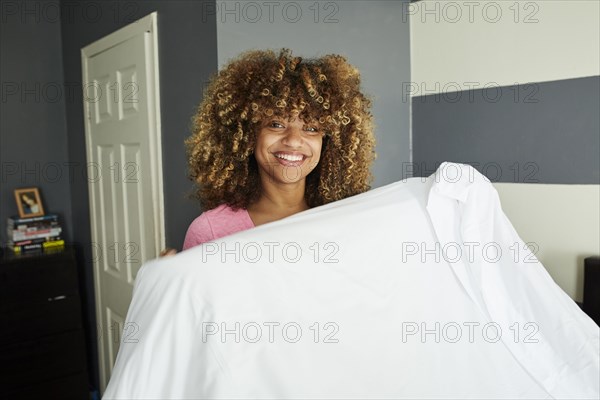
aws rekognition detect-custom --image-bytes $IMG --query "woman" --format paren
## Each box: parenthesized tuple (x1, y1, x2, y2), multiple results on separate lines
(161, 48, 376, 256)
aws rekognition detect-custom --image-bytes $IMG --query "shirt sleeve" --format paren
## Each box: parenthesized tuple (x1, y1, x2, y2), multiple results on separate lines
(182, 213, 214, 250)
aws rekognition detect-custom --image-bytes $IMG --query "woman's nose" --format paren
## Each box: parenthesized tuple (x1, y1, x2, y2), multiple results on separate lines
(282, 126, 303, 146)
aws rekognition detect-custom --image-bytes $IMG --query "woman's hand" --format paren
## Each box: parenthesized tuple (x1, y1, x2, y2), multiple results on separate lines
(159, 248, 177, 257)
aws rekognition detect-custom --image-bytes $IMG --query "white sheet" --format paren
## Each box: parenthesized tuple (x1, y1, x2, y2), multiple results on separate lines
(103, 162, 599, 399)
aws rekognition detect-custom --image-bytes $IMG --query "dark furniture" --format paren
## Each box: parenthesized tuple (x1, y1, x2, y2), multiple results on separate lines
(0, 246, 89, 399)
(583, 256, 600, 326)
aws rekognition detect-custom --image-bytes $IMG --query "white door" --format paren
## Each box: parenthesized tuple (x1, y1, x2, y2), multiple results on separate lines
(81, 12, 164, 392)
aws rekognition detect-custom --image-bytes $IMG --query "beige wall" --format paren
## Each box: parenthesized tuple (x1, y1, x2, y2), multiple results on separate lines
(494, 183, 600, 302)
(410, 0, 600, 92)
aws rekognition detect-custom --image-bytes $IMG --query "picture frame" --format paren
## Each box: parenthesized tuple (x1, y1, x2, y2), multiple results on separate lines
(14, 187, 45, 218)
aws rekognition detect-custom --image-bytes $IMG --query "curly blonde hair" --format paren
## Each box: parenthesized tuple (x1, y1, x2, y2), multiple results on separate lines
(185, 48, 377, 211)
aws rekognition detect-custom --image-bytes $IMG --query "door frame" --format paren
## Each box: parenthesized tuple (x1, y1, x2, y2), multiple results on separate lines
(81, 11, 165, 390)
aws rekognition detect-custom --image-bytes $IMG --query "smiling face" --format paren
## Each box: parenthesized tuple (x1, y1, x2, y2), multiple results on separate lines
(254, 116, 324, 186)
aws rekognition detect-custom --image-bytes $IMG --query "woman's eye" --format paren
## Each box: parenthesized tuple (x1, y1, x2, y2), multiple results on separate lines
(270, 121, 284, 128)
(304, 126, 319, 133)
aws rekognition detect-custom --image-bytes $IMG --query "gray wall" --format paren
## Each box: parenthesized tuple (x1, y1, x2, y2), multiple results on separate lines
(60, 0, 218, 254)
(216, 0, 411, 188)
(0, 0, 73, 246)
(0, 0, 218, 391)
(412, 76, 600, 184)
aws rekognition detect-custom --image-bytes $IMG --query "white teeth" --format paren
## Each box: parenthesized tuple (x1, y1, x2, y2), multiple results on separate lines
(275, 153, 304, 162)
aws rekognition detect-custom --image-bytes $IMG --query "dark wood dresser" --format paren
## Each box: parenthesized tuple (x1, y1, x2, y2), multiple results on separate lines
(0, 246, 89, 399)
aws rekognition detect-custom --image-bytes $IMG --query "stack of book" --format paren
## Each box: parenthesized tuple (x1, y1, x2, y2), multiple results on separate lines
(7, 214, 64, 254)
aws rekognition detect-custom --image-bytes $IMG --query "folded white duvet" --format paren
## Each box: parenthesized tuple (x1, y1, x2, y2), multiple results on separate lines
(103, 162, 600, 399)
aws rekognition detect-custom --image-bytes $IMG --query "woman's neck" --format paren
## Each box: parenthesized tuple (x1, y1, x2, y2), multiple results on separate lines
(255, 183, 308, 211)
(247, 177, 309, 223)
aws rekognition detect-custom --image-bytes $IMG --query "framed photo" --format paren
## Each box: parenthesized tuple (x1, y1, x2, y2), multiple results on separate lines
(14, 187, 45, 218)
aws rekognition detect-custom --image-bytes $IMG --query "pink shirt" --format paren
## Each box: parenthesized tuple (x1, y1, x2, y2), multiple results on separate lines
(182, 204, 255, 250)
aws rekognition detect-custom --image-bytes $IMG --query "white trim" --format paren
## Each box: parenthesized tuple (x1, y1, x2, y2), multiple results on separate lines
(146, 12, 166, 252)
